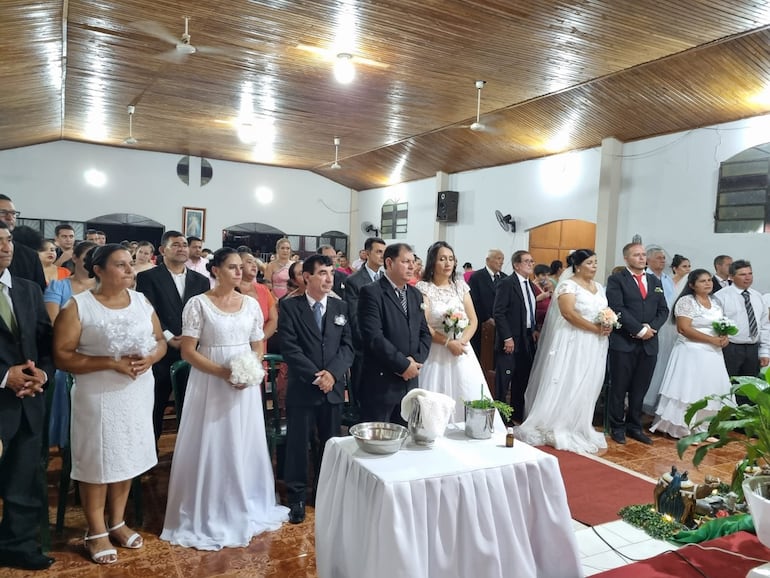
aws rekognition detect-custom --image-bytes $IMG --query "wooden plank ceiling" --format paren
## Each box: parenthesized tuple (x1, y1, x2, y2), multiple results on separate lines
(2, 0, 770, 191)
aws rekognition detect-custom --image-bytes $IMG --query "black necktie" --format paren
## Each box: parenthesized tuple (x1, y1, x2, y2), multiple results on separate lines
(743, 290, 759, 340)
(523, 280, 535, 328)
(493, 273, 500, 285)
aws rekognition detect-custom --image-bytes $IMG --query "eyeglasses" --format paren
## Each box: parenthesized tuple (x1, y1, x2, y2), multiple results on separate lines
(521, 259, 535, 264)
(0, 210, 20, 218)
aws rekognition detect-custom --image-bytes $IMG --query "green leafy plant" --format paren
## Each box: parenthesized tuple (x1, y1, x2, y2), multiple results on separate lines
(464, 385, 513, 422)
(619, 504, 685, 541)
(677, 372, 770, 496)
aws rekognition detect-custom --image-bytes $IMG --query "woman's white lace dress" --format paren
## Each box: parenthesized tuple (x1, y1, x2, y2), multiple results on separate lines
(514, 279, 609, 454)
(416, 280, 504, 431)
(650, 295, 731, 438)
(161, 294, 288, 550)
(70, 289, 158, 483)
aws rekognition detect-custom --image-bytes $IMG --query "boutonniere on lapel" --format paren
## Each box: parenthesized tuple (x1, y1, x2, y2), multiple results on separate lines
(334, 314, 347, 326)
(654, 287, 664, 293)
(420, 302, 426, 311)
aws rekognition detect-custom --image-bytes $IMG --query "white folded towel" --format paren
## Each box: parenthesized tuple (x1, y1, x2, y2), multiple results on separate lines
(400, 388, 456, 439)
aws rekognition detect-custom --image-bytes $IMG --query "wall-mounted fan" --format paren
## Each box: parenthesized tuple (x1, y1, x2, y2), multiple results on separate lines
(495, 210, 516, 233)
(361, 221, 380, 236)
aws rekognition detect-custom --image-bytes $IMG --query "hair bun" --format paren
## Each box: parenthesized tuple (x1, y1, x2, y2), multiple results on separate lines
(566, 254, 575, 267)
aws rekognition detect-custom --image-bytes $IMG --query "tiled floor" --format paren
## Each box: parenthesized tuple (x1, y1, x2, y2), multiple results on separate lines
(1, 418, 750, 577)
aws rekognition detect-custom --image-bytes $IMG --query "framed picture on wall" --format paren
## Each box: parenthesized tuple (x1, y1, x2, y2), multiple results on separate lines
(183, 207, 206, 240)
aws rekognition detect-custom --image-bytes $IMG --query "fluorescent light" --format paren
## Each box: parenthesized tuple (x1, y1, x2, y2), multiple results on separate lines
(334, 53, 355, 84)
(255, 186, 274, 204)
(84, 169, 107, 187)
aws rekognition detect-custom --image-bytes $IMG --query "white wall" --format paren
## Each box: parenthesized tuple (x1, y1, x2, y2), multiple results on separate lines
(618, 114, 770, 291)
(0, 140, 352, 246)
(357, 149, 601, 274)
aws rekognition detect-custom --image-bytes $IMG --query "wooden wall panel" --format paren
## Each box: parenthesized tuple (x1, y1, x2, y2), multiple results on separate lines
(528, 221, 562, 249)
(560, 220, 597, 251)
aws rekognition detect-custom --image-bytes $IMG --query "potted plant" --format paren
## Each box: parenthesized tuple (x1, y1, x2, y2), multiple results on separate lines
(677, 371, 770, 497)
(464, 385, 513, 439)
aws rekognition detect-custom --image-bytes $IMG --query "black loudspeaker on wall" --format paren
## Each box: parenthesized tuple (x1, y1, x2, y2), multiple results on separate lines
(436, 190, 459, 223)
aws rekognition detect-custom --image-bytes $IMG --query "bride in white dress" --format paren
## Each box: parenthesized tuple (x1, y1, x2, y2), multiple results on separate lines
(416, 242, 505, 431)
(514, 250, 612, 454)
(161, 248, 287, 550)
(649, 269, 731, 438)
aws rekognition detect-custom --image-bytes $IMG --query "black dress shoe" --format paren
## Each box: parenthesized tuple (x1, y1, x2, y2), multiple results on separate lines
(627, 430, 653, 445)
(289, 501, 306, 524)
(610, 430, 626, 444)
(0, 550, 55, 570)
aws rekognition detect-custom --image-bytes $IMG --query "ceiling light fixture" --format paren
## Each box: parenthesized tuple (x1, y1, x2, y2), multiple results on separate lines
(330, 137, 341, 169)
(334, 53, 355, 84)
(123, 105, 137, 145)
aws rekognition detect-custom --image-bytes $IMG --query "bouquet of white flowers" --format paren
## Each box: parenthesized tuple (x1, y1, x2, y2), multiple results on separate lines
(595, 308, 622, 329)
(101, 316, 158, 361)
(442, 308, 469, 339)
(227, 351, 265, 387)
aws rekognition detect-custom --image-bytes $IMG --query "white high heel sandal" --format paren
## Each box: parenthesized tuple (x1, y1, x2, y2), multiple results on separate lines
(107, 521, 143, 549)
(84, 531, 118, 564)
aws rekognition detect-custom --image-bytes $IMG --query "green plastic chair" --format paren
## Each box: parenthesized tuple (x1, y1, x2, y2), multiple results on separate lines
(262, 354, 287, 477)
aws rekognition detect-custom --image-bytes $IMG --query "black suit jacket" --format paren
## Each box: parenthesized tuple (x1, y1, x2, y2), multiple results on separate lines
(343, 266, 377, 349)
(711, 275, 730, 294)
(358, 276, 431, 405)
(469, 268, 506, 323)
(135, 265, 210, 363)
(0, 276, 53, 440)
(493, 274, 537, 350)
(9, 242, 46, 291)
(332, 270, 347, 300)
(279, 295, 354, 406)
(606, 270, 669, 355)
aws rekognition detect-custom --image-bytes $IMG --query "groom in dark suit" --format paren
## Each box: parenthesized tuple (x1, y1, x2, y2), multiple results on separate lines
(358, 243, 431, 424)
(135, 230, 210, 440)
(493, 250, 538, 421)
(279, 255, 354, 524)
(606, 242, 669, 445)
(0, 221, 55, 570)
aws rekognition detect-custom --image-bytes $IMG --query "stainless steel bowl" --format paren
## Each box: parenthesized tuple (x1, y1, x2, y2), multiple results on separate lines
(349, 422, 408, 455)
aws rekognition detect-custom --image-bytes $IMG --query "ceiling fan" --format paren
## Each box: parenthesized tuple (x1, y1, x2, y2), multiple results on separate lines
(123, 105, 137, 145)
(455, 80, 499, 133)
(135, 16, 225, 60)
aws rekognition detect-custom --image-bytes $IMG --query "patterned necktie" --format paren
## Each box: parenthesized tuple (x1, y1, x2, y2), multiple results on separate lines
(633, 273, 647, 299)
(0, 283, 17, 336)
(743, 290, 759, 340)
(397, 287, 408, 315)
(312, 301, 323, 332)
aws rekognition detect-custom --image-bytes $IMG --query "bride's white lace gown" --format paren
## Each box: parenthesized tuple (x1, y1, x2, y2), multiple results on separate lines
(416, 280, 505, 431)
(514, 279, 609, 454)
(160, 294, 288, 550)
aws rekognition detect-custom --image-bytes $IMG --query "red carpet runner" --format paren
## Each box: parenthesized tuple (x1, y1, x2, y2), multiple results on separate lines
(537, 446, 655, 526)
(593, 531, 770, 577)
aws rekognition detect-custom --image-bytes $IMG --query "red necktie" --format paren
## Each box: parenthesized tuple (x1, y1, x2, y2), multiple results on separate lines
(633, 274, 647, 299)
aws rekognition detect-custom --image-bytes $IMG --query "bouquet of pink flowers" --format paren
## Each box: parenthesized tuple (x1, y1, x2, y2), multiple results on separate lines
(712, 317, 738, 336)
(443, 308, 469, 339)
(595, 308, 622, 329)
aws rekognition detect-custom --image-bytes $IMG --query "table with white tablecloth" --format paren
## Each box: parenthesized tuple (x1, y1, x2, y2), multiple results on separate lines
(315, 427, 583, 578)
